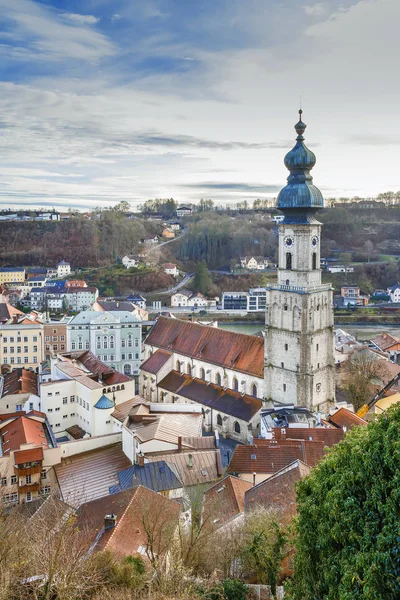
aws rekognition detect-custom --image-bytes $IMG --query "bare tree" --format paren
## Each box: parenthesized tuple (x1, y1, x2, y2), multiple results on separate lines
(343, 351, 391, 411)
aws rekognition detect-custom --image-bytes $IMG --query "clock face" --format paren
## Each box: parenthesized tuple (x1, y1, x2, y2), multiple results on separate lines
(284, 236, 294, 247)
(311, 236, 319, 247)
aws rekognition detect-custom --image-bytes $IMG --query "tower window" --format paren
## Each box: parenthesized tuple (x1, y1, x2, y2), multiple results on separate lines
(283, 384, 286, 392)
(285, 343, 288, 351)
(281, 362, 284, 368)
(284, 304, 288, 311)
(312, 252, 317, 270)
(286, 252, 292, 270)
(316, 344, 319, 351)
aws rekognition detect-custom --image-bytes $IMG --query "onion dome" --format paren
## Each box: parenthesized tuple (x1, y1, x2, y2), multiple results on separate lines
(94, 395, 115, 409)
(277, 110, 324, 214)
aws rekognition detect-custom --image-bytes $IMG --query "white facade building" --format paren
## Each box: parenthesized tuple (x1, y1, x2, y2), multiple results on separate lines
(67, 310, 142, 376)
(122, 255, 139, 269)
(57, 261, 71, 278)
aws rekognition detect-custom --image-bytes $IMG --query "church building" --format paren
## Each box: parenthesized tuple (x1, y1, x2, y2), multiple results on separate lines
(264, 111, 335, 410)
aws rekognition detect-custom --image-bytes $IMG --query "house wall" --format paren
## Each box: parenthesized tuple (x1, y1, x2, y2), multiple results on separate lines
(59, 433, 122, 458)
(0, 323, 44, 371)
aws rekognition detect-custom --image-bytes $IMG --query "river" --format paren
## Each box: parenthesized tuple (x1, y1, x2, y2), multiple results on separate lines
(219, 321, 400, 340)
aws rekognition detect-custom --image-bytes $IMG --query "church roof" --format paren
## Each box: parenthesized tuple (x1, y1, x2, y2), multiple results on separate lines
(277, 110, 324, 216)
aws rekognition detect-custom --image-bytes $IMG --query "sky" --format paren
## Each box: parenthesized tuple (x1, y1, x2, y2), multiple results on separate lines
(0, 0, 399, 211)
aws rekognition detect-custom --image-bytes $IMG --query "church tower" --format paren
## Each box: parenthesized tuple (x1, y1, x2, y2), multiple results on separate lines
(264, 111, 335, 411)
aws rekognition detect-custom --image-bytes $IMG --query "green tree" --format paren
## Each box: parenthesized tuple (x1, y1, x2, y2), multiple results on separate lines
(193, 261, 211, 295)
(289, 405, 400, 600)
(104, 287, 114, 297)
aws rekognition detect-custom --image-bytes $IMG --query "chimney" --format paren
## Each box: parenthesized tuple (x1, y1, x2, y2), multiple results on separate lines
(253, 472, 257, 487)
(104, 514, 117, 529)
(187, 453, 193, 469)
(138, 454, 145, 467)
(177, 436, 182, 453)
(12, 314, 18, 324)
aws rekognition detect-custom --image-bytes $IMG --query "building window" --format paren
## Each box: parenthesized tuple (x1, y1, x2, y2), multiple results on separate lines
(60, 336, 65, 342)
(110, 336, 115, 349)
(1, 477, 7, 486)
(234, 421, 241, 434)
(17, 347, 21, 354)
(286, 252, 292, 270)
(70, 396, 75, 403)
(41, 486, 51, 495)
(10, 358, 15, 364)
(283, 383, 286, 392)
(16, 404, 22, 411)
(63, 415, 68, 419)
(216, 372, 221, 386)
(3, 493, 18, 503)
(26, 475, 31, 484)
(11, 475, 17, 485)
(122, 339, 126, 348)
(312, 252, 317, 270)
(103, 336, 108, 349)
(252, 384, 257, 397)
(233, 377, 238, 391)
(217, 414, 222, 426)
(316, 344, 319, 352)
(71, 342, 76, 350)
(33, 337, 37, 342)
(24, 346, 28, 353)
(187, 364, 191, 376)
(24, 357, 29, 364)
(128, 335, 133, 348)
(124, 364, 132, 375)
(176, 360, 181, 373)
(33, 345, 38, 352)
(41, 470, 47, 479)
(85, 341, 90, 349)
(26, 492, 32, 502)
(285, 343, 288, 351)
(200, 368, 205, 380)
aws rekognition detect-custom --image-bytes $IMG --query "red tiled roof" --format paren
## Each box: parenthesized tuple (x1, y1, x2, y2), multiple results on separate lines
(227, 438, 325, 474)
(2, 368, 38, 397)
(76, 485, 181, 557)
(0, 414, 48, 454)
(145, 317, 264, 378)
(370, 332, 400, 351)
(272, 427, 344, 447)
(245, 460, 311, 523)
(141, 349, 172, 374)
(328, 408, 367, 430)
(204, 475, 252, 528)
(64, 351, 131, 384)
(14, 447, 44, 464)
(158, 371, 262, 422)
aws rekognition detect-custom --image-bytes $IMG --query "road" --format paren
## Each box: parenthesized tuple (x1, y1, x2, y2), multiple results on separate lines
(146, 272, 195, 297)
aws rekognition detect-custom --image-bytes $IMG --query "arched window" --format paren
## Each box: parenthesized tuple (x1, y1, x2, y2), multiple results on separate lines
(128, 334, 133, 348)
(286, 252, 292, 270)
(312, 252, 317, 270)
(234, 421, 241, 434)
(200, 368, 205, 380)
(187, 363, 191, 375)
(121, 384, 125, 390)
(103, 388, 106, 394)
(217, 414, 222, 426)
(124, 364, 132, 375)
(233, 377, 239, 392)
(176, 360, 181, 373)
(252, 384, 257, 397)
(110, 335, 115, 349)
(103, 336, 108, 349)
(116, 385, 120, 391)
(216, 372, 221, 386)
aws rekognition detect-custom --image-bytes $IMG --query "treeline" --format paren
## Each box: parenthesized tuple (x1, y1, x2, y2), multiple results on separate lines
(177, 213, 277, 268)
(0, 215, 160, 267)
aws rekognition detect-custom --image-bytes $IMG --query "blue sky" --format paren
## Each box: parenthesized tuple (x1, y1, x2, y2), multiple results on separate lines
(0, 0, 399, 211)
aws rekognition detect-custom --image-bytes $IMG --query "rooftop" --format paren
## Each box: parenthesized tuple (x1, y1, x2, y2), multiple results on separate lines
(158, 371, 262, 422)
(55, 443, 131, 507)
(110, 460, 182, 494)
(0, 412, 49, 454)
(1, 368, 38, 397)
(141, 349, 172, 374)
(328, 407, 367, 430)
(147, 449, 223, 487)
(204, 475, 252, 529)
(145, 317, 264, 378)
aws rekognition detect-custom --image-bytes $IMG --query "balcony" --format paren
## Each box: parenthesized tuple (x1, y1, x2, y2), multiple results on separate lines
(18, 483, 40, 494)
(14, 465, 41, 477)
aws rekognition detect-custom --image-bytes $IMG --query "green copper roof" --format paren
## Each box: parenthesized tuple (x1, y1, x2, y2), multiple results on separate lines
(277, 110, 324, 212)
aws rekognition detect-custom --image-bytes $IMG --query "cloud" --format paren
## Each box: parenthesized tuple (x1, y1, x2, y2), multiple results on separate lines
(181, 182, 282, 193)
(60, 13, 100, 25)
(349, 134, 400, 146)
(303, 3, 327, 16)
(0, 0, 115, 62)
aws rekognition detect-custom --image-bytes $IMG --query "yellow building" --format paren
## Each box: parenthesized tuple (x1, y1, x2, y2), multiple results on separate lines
(0, 319, 44, 373)
(0, 268, 25, 285)
(374, 392, 400, 413)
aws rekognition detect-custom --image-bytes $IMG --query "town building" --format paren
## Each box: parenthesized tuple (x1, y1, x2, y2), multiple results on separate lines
(127, 293, 147, 310)
(27, 275, 48, 288)
(222, 288, 267, 312)
(176, 206, 193, 217)
(57, 261, 71, 278)
(75, 486, 181, 559)
(0, 314, 43, 372)
(161, 227, 175, 239)
(67, 310, 142, 376)
(162, 263, 179, 277)
(264, 111, 336, 411)
(369, 332, 400, 363)
(0, 302, 23, 324)
(93, 299, 148, 321)
(339, 285, 369, 306)
(0, 410, 61, 505)
(327, 265, 354, 274)
(30, 285, 98, 312)
(40, 351, 135, 440)
(203, 475, 252, 531)
(122, 255, 139, 269)
(65, 280, 87, 288)
(0, 267, 25, 285)
(240, 256, 269, 270)
(0, 368, 40, 414)
(387, 283, 400, 302)
(43, 318, 70, 361)
(168, 221, 181, 231)
(170, 290, 217, 309)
